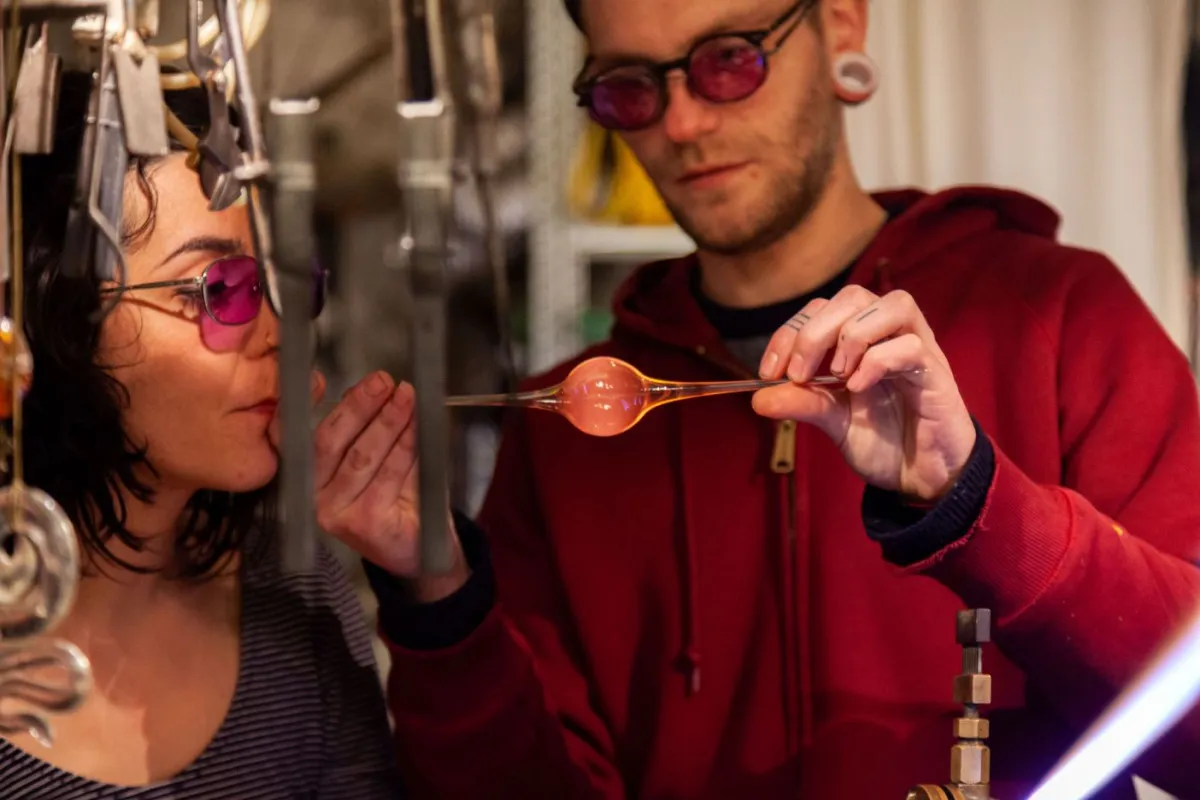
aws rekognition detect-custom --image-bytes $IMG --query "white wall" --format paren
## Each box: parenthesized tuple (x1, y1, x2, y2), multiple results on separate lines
(845, 0, 1191, 353)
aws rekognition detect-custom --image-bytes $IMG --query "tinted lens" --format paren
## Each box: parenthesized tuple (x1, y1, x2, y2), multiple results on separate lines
(204, 256, 262, 325)
(587, 68, 662, 130)
(689, 37, 767, 102)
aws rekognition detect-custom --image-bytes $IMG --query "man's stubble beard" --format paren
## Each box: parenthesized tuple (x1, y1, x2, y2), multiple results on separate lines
(661, 81, 840, 257)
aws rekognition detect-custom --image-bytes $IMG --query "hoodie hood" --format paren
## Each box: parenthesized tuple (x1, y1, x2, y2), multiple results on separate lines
(608, 185, 1062, 354)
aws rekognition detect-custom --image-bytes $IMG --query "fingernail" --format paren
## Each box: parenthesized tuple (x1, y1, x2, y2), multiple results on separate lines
(760, 352, 778, 378)
(831, 352, 845, 375)
(366, 373, 389, 397)
(310, 372, 320, 393)
(786, 354, 805, 381)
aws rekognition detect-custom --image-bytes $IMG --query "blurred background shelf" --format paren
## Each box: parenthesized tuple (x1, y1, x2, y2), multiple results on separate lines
(568, 222, 695, 261)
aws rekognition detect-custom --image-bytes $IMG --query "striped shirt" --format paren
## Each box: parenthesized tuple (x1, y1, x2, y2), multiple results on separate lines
(0, 539, 406, 799)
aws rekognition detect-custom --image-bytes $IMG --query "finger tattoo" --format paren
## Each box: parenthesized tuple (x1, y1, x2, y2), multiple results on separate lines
(785, 312, 810, 331)
(856, 308, 879, 323)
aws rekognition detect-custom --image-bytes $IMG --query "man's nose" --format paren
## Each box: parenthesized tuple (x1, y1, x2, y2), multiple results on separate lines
(660, 73, 720, 144)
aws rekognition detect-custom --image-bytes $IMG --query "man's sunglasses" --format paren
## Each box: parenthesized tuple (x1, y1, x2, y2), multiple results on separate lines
(572, 0, 817, 132)
(99, 255, 327, 350)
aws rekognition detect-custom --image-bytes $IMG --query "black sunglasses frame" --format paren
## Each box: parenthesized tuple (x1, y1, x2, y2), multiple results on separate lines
(571, 0, 819, 130)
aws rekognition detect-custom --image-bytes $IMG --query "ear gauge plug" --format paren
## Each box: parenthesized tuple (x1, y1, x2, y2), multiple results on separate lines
(832, 51, 879, 105)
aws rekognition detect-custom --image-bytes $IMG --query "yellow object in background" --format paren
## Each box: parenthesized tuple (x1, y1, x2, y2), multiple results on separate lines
(568, 122, 674, 226)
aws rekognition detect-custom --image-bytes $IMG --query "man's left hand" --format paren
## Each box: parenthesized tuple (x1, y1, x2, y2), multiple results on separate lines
(753, 286, 977, 502)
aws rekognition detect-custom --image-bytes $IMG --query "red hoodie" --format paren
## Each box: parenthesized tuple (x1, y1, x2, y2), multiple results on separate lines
(382, 187, 1200, 799)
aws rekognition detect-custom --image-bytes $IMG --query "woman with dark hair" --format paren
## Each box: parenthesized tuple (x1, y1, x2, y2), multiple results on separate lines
(0, 72, 408, 797)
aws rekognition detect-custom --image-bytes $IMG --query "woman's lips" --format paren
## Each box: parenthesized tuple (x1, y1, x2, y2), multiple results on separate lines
(241, 400, 279, 416)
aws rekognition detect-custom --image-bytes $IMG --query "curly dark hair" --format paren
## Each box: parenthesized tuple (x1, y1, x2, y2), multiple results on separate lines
(18, 70, 273, 580)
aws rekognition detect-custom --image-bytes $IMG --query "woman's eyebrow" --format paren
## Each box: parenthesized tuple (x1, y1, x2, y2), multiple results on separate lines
(155, 235, 244, 271)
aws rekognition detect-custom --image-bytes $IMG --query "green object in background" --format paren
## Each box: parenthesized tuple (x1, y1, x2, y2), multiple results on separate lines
(581, 308, 614, 344)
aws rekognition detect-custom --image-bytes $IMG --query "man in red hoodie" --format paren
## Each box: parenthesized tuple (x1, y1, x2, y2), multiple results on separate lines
(337, 0, 1200, 797)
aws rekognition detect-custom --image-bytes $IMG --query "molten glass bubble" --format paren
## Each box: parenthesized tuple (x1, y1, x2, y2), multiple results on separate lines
(557, 356, 650, 436)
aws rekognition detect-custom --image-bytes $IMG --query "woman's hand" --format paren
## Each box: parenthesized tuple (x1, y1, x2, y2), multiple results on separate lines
(272, 370, 470, 601)
(753, 286, 977, 502)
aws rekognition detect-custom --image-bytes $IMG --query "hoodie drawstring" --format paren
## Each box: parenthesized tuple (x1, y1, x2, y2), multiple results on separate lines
(673, 408, 702, 695)
(794, 458, 815, 750)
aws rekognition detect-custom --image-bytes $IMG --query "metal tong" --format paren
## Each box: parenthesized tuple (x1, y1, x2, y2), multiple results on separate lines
(185, 0, 242, 211)
(392, 0, 457, 575)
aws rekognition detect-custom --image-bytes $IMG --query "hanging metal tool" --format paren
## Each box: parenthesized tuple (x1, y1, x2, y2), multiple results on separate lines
(456, 0, 516, 391)
(185, 0, 243, 211)
(64, 0, 167, 288)
(392, 0, 456, 574)
(13, 23, 61, 155)
(213, 0, 281, 315)
(0, 0, 97, 747)
(87, 42, 128, 286)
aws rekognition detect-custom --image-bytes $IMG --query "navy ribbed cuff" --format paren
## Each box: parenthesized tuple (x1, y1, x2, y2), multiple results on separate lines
(862, 417, 996, 566)
(364, 510, 496, 651)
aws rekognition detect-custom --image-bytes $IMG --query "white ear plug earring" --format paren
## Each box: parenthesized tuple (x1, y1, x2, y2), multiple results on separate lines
(832, 51, 879, 105)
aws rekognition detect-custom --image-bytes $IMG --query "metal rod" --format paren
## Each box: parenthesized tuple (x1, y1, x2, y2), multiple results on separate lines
(396, 0, 456, 575)
(457, 0, 515, 390)
(266, 98, 320, 573)
(215, 0, 280, 318)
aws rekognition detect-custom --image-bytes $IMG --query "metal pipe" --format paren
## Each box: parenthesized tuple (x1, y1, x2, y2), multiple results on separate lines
(266, 98, 320, 573)
(215, 0, 281, 322)
(395, 0, 456, 574)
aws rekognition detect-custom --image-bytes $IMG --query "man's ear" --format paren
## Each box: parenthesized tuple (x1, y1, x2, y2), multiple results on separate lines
(820, 0, 869, 57)
(820, 0, 877, 105)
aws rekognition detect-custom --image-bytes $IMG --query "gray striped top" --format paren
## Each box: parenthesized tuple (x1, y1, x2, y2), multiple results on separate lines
(0, 539, 405, 799)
